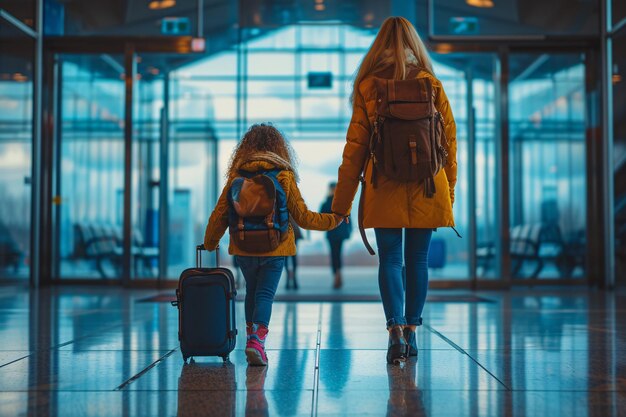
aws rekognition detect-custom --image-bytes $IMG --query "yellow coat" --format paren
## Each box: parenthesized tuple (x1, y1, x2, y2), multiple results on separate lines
(332, 68, 457, 229)
(204, 159, 338, 257)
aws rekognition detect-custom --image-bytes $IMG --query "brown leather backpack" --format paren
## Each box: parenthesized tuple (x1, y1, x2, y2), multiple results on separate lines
(357, 71, 449, 256)
(369, 74, 448, 197)
(227, 170, 289, 253)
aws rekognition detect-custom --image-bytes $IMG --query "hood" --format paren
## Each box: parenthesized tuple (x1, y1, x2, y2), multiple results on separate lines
(236, 152, 299, 180)
(380, 48, 419, 67)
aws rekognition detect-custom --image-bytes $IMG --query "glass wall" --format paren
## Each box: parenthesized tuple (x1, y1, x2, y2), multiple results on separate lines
(167, 57, 221, 260)
(51, 52, 221, 281)
(43, 0, 200, 36)
(0, 23, 33, 280)
(464, 54, 499, 279)
(169, 24, 501, 280)
(242, 25, 383, 276)
(0, 1, 612, 288)
(508, 53, 587, 279)
(132, 54, 220, 279)
(39, 20, 597, 285)
(132, 64, 162, 279)
(430, 0, 599, 36)
(54, 54, 125, 279)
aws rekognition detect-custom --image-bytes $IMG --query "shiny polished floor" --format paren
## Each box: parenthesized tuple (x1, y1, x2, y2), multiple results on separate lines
(0, 285, 624, 417)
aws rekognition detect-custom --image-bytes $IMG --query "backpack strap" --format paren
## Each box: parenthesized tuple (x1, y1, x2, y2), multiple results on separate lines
(358, 165, 376, 256)
(369, 118, 381, 188)
(238, 216, 245, 241)
(424, 176, 436, 198)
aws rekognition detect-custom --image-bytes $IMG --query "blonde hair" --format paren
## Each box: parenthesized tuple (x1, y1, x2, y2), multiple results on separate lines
(351, 16, 434, 104)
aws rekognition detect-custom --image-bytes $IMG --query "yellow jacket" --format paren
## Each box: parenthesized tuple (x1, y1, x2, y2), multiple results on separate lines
(204, 158, 338, 257)
(332, 68, 457, 229)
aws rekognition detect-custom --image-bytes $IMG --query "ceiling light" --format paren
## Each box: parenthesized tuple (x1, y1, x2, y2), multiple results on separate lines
(13, 73, 28, 82)
(434, 43, 453, 54)
(466, 0, 494, 7)
(149, 0, 176, 10)
(315, 4, 326, 11)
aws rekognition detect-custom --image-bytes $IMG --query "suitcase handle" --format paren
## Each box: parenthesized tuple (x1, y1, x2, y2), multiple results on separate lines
(196, 244, 220, 268)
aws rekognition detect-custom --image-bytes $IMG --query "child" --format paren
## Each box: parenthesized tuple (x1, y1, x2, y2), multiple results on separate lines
(204, 123, 341, 366)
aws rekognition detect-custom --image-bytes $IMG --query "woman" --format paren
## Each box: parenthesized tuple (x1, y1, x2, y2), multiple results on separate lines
(320, 182, 352, 289)
(331, 17, 457, 364)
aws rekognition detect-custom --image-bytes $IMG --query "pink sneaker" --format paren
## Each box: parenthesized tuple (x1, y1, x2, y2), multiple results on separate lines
(246, 324, 268, 366)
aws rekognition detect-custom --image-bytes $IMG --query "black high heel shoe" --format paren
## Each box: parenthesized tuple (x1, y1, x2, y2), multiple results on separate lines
(403, 327, 418, 358)
(386, 326, 408, 364)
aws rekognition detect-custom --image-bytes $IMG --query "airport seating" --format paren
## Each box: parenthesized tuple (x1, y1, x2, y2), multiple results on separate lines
(477, 223, 573, 278)
(73, 222, 158, 278)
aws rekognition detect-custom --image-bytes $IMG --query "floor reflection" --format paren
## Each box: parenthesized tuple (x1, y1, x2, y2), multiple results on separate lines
(177, 361, 238, 416)
(386, 360, 425, 417)
(272, 303, 308, 415)
(0, 286, 624, 417)
(245, 367, 269, 417)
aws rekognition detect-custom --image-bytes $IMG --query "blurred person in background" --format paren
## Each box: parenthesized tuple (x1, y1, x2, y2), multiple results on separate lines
(285, 216, 304, 290)
(321, 182, 352, 289)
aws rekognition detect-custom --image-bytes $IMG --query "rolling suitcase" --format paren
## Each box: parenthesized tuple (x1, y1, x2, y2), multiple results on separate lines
(172, 245, 238, 363)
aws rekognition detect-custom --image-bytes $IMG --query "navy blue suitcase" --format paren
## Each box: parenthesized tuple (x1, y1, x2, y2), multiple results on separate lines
(172, 245, 237, 363)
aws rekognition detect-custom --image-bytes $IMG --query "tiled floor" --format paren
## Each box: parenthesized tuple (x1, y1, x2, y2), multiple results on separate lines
(0, 285, 624, 416)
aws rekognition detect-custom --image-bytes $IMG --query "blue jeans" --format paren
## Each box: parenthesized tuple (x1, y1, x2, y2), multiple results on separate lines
(374, 228, 433, 328)
(236, 256, 285, 328)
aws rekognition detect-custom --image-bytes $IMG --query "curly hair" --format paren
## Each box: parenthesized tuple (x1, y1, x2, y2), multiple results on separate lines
(227, 123, 298, 179)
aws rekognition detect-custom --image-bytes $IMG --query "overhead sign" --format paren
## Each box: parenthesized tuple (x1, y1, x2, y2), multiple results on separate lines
(449, 17, 479, 35)
(308, 72, 333, 89)
(161, 17, 191, 35)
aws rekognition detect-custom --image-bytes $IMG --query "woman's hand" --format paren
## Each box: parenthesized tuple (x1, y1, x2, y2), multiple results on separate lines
(332, 214, 345, 229)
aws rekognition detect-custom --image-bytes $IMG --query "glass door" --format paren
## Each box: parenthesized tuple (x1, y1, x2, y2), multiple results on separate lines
(52, 54, 126, 281)
(0, 24, 34, 281)
(51, 51, 220, 283)
(508, 53, 587, 280)
(133, 53, 219, 281)
(430, 52, 500, 281)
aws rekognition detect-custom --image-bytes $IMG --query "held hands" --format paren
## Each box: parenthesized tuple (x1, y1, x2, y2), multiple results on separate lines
(331, 213, 349, 229)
